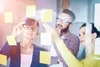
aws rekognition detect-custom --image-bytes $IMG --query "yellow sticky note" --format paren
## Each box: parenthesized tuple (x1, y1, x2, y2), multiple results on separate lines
(0, 54, 7, 66)
(6, 35, 17, 46)
(4, 12, 13, 23)
(40, 51, 50, 64)
(41, 9, 53, 23)
(26, 5, 36, 18)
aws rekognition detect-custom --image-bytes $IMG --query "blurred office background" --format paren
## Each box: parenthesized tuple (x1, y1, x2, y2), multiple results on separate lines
(0, 0, 100, 67)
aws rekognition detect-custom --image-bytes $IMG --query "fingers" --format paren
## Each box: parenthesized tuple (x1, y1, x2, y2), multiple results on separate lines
(12, 22, 25, 37)
(55, 28, 61, 33)
(17, 22, 25, 28)
(43, 23, 59, 37)
(55, 28, 61, 36)
(14, 21, 25, 30)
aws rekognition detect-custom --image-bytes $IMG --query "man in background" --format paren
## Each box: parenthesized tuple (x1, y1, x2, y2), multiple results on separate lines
(50, 9, 80, 67)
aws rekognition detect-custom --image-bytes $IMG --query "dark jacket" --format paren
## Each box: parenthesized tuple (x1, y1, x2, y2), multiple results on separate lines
(0, 42, 48, 67)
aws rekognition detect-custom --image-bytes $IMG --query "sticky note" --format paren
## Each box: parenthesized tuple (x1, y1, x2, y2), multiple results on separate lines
(6, 35, 17, 46)
(4, 12, 13, 23)
(94, 38, 100, 55)
(40, 33, 52, 45)
(40, 51, 50, 64)
(41, 9, 53, 23)
(26, 5, 36, 18)
(94, 4, 100, 31)
(0, 54, 7, 66)
(94, 4, 100, 27)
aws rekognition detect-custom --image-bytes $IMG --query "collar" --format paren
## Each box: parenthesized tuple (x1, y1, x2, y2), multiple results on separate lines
(60, 31, 71, 40)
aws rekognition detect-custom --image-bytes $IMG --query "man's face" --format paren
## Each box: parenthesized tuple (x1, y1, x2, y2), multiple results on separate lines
(56, 13, 72, 33)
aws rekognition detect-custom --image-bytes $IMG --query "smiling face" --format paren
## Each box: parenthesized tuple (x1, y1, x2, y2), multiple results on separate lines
(79, 25, 96, 47)
(56, 13, 72, 33)
(79, 23, 99, 55)
(22, 18, 39, 40)
(79, 26, 86, 46)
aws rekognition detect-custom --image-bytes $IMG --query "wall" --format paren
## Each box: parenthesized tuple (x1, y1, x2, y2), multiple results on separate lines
(36, 0, 57, 27)
(1, 0, 94, 47)
(70, 0, 88, 22)
(89, 0, 100, 22)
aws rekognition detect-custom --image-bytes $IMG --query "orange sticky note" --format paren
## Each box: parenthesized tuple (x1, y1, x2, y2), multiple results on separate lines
(26, 5, 36, 18)
(40, 51, 51, 64)
(6, 35, 17, 46)
(0, 54, 7, 66)
(4, 12, 13, 23)
(41, 9, 53, 23)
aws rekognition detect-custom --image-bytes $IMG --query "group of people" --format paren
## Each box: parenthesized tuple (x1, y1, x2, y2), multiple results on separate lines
(0, 9, 100, 67)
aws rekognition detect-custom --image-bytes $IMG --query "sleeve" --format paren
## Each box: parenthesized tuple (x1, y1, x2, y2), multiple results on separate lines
(53, 35, 83, 67)
(66, 36, 80, 57)
(0, 42, 12, 58)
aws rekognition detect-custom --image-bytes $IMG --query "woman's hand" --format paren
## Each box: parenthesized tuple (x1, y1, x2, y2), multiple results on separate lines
(11, 22, 25, 37)
(43, 23, 60, 40)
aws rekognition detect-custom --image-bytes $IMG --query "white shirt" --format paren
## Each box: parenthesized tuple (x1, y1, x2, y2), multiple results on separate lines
(21, 54, 32, 67)
(50, 45, 57, 57)
(50, 36, 64, 57)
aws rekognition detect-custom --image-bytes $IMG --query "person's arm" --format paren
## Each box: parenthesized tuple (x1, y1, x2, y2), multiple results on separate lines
(53, 36, 83, 67)
(43, 23, 83, 67)
(0, 42, 12, 58)
(0, 22, 24, 58)
(55, 25, 80, 57)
